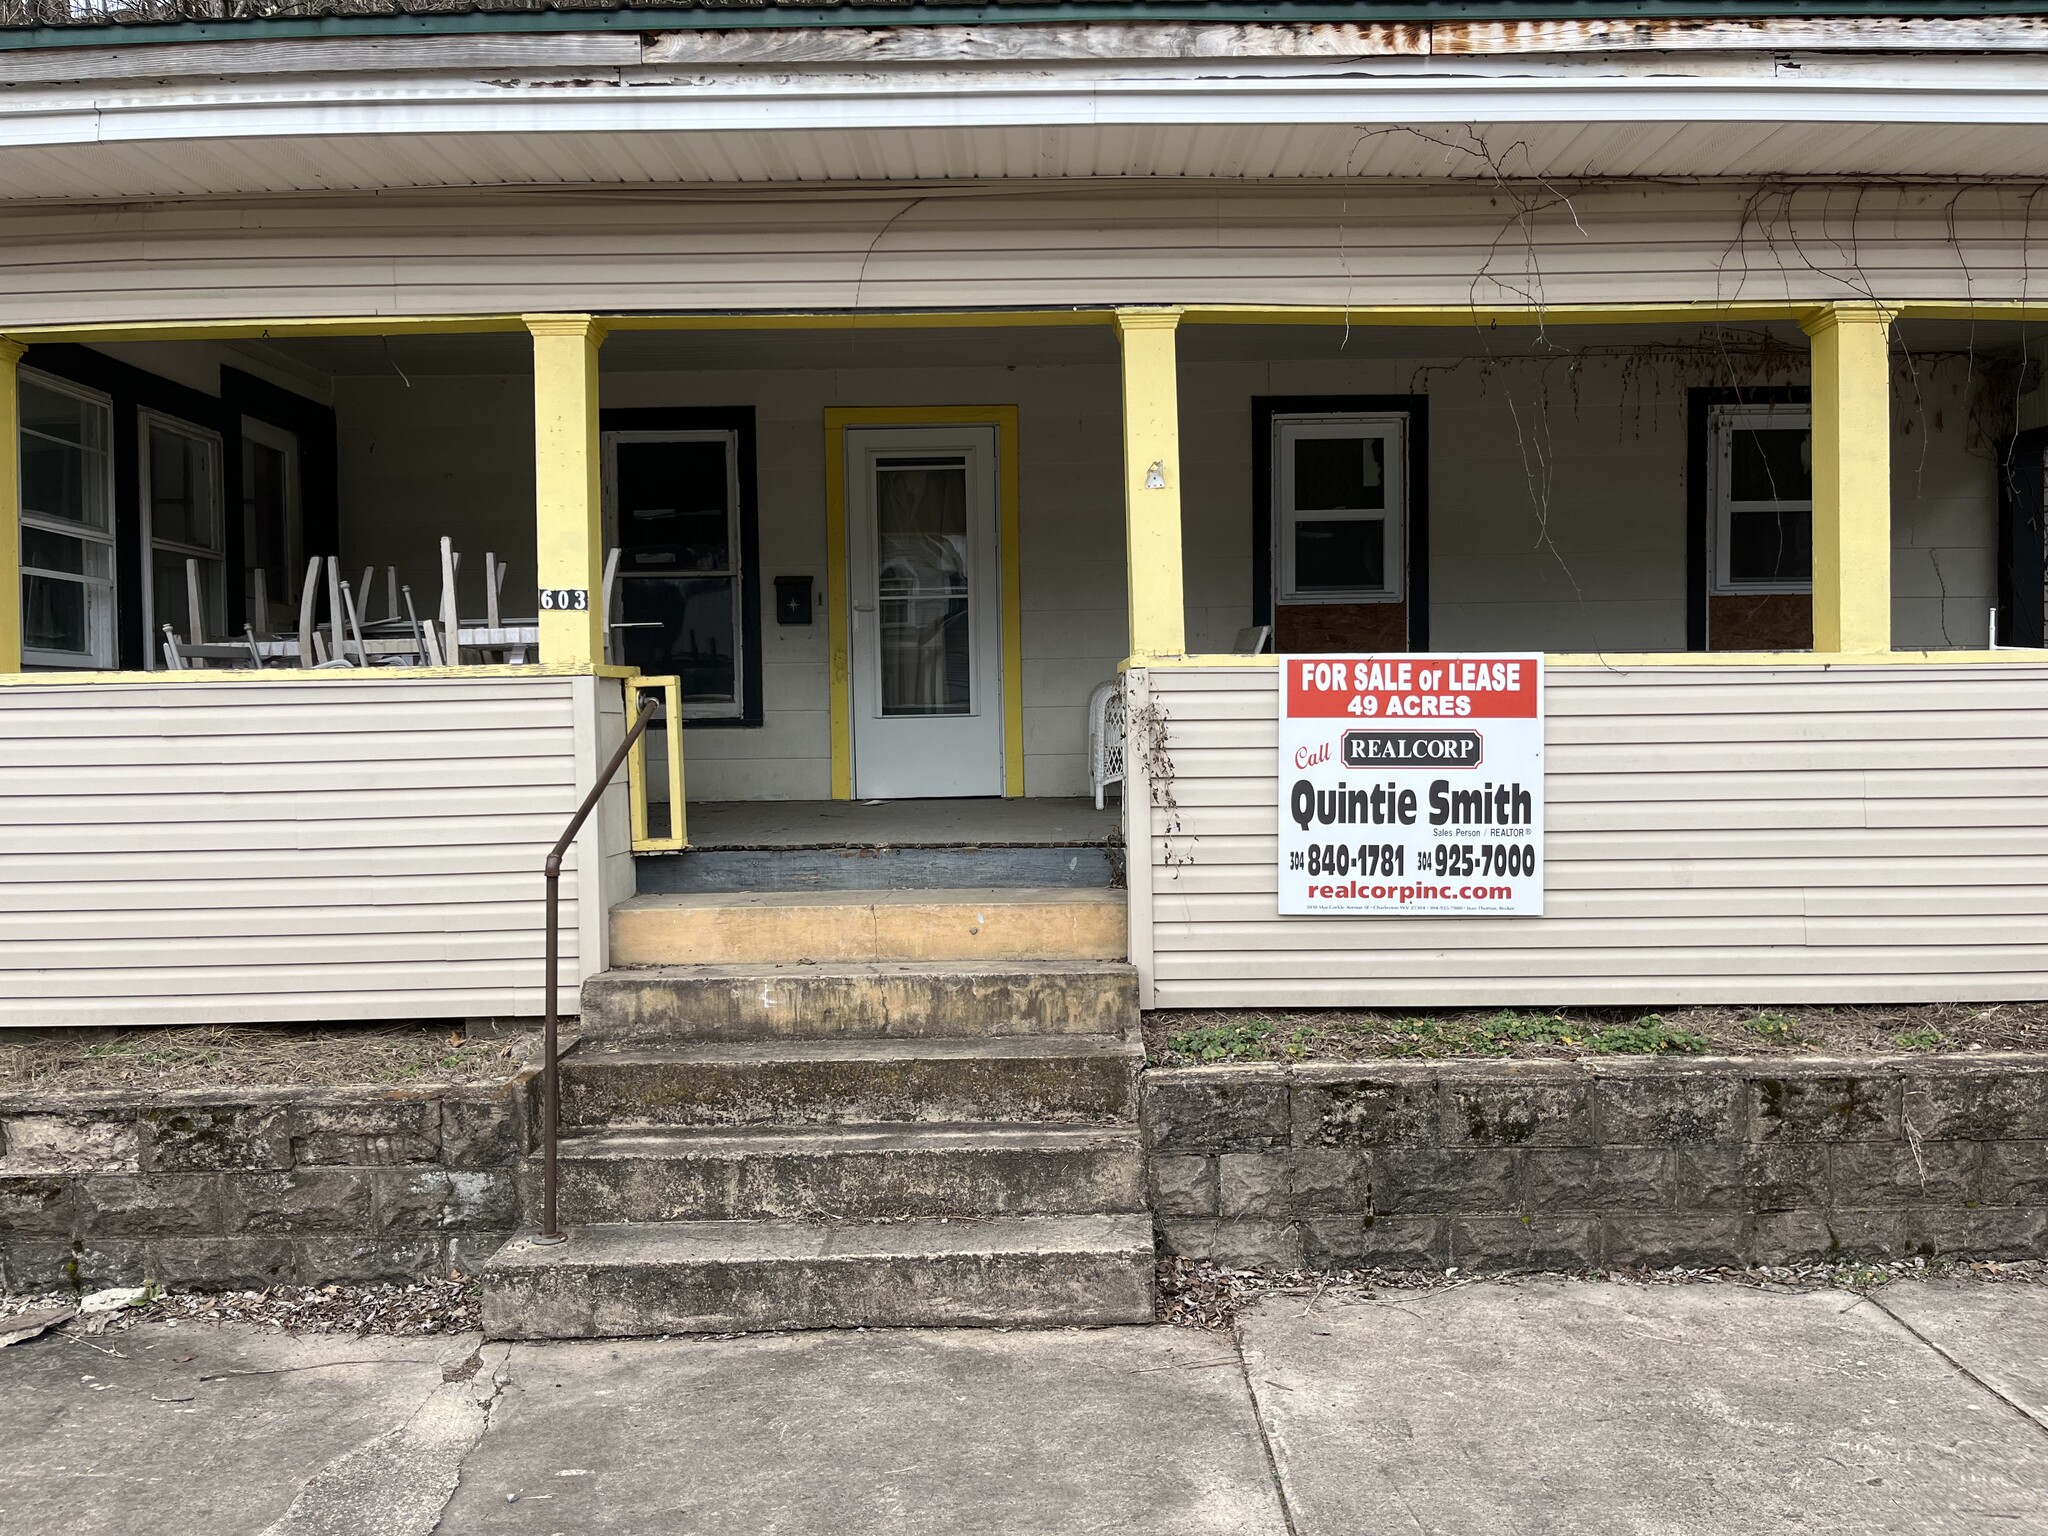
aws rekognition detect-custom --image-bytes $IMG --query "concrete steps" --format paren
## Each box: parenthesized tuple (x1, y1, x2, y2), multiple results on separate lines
(581, 960, 1137, 1043)
(543, 1123, 1146, 1223)
(559, 1036, 1143, 1130)
(609, 888, 1127, 966)
(482, 883, 1151, 1340)
(482, 1214, 1157, 1339)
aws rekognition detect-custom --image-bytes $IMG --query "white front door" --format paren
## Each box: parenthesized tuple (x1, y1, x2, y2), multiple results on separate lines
(846, 424, 1005, 798)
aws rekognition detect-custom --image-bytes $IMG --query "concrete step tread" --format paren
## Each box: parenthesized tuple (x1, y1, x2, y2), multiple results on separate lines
(486, 1213, 1155, 1271)
(615, 887, 1127, 912)
(569, 1035, 1142, 1067)
(552, 1123, 1144, 1161)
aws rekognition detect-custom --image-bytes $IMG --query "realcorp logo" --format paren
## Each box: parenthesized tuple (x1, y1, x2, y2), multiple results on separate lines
(1341, 730, 1483, 769)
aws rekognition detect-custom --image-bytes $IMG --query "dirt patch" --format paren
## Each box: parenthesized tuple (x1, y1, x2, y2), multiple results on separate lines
(0, 1023, 538, 1095)
(1145, 1001, 2048, 1067)
(1156, 1254, 2048, 1330)
(2, 1276, 480, 1336)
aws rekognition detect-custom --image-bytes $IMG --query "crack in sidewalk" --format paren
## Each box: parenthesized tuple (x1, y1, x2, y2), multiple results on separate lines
(1860, 1293, 2048, 1439)
(1232, 1326, 1304, 1536)
(257, 1340, 512, 1536)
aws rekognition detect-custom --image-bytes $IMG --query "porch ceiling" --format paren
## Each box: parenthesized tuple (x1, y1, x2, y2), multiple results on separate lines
(11, 118, 2048, 203)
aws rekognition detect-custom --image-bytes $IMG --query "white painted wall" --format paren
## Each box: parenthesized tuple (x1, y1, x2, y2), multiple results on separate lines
(1183, 350, 1999, 656)
(323, 346, 2000, 803)
(335, 360, 1132, 802)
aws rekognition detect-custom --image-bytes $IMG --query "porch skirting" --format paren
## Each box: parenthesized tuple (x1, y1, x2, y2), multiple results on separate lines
(0, 671, 634, 1027)
(1127, 662, 2048, 1010)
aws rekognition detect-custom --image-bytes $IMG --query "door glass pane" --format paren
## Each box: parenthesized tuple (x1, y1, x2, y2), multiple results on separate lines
(153, 552, 225, 639)
(615, 439, 732, 572)
(20, 381, 109, 530)
(23, 574, 88, 655)
(1729, 428, 1812, 502)
(873, 457, 970, 717)
(1293, 517, 1385, 592)
(242, 437, 293, 609)
(620, 575, 737, 705)
(1727, 509, 1813, 585)
(1293, 435, 1384, 512)
(148, 423, 221, 551)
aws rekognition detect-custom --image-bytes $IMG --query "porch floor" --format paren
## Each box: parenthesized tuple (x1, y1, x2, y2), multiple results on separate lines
(684, 798, 1119, 851)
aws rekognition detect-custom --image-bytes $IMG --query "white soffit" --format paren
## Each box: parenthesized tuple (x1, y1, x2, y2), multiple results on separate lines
(5, 50, 2048, 197)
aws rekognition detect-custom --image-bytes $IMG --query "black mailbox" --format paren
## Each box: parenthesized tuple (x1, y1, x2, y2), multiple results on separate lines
(774, 576, 815, 626)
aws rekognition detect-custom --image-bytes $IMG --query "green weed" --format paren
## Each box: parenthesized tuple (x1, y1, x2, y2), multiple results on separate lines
(1746, 1011, 1804, 1043)
(1168, 1019, 1276, 1063)
(1378, 1011, 1573, 1057)
(1892, 1026, 1948, 1052)
(1583, 1016, 1712, 1055)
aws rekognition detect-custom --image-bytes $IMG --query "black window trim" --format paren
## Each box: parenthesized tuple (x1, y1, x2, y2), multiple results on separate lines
(598, 405, 763, 730)
(1998, 424, 2048, 650)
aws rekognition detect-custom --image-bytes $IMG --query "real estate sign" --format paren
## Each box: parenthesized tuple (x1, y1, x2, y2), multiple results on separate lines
(1277, 654, 1545, 916)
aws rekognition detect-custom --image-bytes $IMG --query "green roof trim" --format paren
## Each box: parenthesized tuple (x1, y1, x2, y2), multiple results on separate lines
(6, 1, 2048, 53)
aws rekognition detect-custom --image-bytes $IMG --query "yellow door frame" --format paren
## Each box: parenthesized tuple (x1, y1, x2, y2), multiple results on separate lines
(825, 405, 1024, 801)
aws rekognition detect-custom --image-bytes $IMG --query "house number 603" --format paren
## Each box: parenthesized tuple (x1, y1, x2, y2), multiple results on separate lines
(539, 589, 589, 611)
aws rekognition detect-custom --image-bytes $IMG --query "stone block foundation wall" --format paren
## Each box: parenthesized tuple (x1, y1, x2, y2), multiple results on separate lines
(1147, 1058, 2048, 1271)
(0, 1075, 534, 1291)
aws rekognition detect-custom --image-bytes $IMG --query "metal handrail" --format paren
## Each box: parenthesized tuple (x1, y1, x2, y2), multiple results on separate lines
(535, 694, 660, 1245)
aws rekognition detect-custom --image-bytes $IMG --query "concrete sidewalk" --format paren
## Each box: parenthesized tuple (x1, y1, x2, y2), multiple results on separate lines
(3, 1279, 2045, 1535)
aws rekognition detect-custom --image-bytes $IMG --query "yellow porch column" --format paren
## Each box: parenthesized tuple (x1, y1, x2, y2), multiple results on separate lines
(1801, 303, 1894, 654)
(0, 338, 23, 672)
(1116, 307, 1187, 660)
(527, 314, 607, 666)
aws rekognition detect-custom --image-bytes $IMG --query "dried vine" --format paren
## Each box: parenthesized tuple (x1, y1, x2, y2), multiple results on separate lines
(1127, 693, 1193, 874)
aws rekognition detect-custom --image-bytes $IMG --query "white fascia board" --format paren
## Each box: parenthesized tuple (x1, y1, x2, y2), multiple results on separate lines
(6, 61, 2048, 149)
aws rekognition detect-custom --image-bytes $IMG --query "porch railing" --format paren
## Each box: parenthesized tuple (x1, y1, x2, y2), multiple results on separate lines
(535, 692, 659, 1245)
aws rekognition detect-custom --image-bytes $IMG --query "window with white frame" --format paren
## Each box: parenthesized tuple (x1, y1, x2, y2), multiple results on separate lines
(140, 411, 226, 656)
(603, 429, 744, 719)
(241, 416, 302, 632)
(1273, 414, 1406, 604)
(1709, 403, 1813, 594)
(18, 372, 116, 669)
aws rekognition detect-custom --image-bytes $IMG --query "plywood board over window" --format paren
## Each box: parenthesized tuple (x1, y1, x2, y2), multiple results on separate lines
(1688, 387, 1814, 652)
(1252, 395, 1429, 652)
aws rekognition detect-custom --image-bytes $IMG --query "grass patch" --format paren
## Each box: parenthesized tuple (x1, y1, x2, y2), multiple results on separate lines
(1277, 1011, 1712, 1056)
(0, 1024, 535, 1094)
(1146, 1000, 2040, 1066)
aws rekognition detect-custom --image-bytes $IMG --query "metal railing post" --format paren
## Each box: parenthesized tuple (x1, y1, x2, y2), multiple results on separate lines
(535, 694, 658, 1245)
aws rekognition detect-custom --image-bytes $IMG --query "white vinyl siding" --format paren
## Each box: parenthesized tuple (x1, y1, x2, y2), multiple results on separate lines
(0, 673, 625, 1027)
(1126, 663, 2048, 1008)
